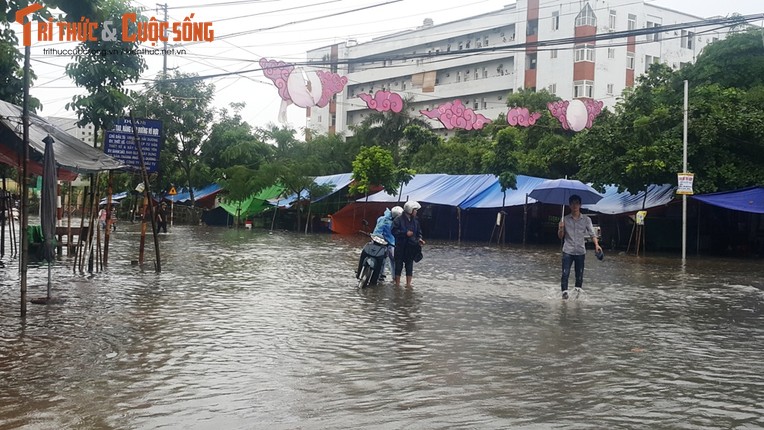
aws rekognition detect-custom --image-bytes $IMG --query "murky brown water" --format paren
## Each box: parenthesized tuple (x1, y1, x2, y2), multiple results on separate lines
(1, 223, 763, 429)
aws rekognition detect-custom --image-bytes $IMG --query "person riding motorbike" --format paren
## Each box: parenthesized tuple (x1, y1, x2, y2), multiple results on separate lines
(372, 206, 403, 281)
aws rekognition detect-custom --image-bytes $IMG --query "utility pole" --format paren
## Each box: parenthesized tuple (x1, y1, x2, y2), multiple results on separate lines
(159, 3, 168, 77)
(682, 80, 688, 263)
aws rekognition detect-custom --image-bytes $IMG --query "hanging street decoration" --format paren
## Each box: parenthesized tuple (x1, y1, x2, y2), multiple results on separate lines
(358, 90, 404, 113)
(259, 57, 348, 123)
(507, 107, 542, 127)
(547, 99, 604, 132)
(420, 99, 492, 131)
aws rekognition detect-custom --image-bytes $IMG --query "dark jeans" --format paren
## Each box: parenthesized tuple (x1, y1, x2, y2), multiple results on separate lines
(561, 252, 585, 291)
(394, 244, 414, 277)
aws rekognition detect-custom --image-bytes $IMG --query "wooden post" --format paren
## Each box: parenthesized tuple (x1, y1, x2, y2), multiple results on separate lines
(104, 170, 113, 266)
(130, 111, 160, 272)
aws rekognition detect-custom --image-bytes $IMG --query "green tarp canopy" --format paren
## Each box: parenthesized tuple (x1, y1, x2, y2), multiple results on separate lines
(218, 184, 284, 218)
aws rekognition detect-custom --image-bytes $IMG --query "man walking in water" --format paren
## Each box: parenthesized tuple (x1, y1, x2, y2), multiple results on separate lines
(558, 194, 602, 299)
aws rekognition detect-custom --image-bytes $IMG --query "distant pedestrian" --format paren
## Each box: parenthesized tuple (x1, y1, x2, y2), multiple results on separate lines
(157, 202, 168, 233)
(558, 194, 602, 299)
(98, 207, 107, 230)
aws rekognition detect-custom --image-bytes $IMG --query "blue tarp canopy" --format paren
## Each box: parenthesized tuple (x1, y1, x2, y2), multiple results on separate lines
(460, 175, 548, 209)
(361, 174, 497, 207)
(692, 186, 764, 214)
(585, 184, 676, 215)
(275, 173, 354, 208)
(359, 173, 676, 214)
(165, 183, 222, 203)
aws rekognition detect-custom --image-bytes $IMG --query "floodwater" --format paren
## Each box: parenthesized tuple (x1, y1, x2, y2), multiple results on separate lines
(1, 223, 763, 429)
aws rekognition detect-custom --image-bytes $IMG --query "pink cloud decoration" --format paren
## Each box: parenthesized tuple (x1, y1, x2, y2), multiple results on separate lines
(420, 99, 492, 130)
(358, 90, 404, 113)
(507, 107, 542, 127)
(260, 57, 348, 123)
(316, 70, 349, 108)
(259, 58, 293, 102)
(547, 99, 604, 132)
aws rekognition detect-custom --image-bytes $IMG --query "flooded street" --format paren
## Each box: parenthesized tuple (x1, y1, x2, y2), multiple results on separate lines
(1, 223, 763, 429)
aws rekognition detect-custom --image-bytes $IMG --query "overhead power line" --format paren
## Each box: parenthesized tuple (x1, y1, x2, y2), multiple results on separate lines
(157, 13, 763, 83)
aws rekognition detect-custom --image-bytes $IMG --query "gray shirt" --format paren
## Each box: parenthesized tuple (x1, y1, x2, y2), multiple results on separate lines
(562, 213, 595, 255)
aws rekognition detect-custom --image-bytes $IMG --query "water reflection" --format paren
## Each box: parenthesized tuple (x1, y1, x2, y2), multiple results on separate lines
(1, 224, 762, 428)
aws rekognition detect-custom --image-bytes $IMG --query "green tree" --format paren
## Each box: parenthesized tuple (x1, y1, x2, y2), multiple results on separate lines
(502, 89, 579, 178)
(681, 29, 764, 91)
(64, 0, 147, 143)
(349, 99, 430, 163)
(199, 103, 273, 199)
(576, 64, 682, 196)
(349, 146, 397, 196)
(132, 71, 215, 205)
(1, 0, 99, 107)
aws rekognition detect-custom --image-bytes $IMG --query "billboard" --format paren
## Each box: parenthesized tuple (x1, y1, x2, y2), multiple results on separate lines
(104, 118, 162, 173)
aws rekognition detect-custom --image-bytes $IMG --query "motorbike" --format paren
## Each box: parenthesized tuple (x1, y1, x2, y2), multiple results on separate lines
(356, 233, 388, 288)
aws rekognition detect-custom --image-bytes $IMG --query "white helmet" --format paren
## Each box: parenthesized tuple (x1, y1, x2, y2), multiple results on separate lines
(403, 200, 421, 214)
(391, 206, 403, 218)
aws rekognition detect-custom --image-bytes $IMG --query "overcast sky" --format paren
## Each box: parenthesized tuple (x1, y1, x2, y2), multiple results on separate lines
(19, 0, 764, 136)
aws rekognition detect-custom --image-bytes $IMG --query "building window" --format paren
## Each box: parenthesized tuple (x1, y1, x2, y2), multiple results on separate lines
(609, 10, 616, 30)
(483, 67, 488, 78)
(527, 19, 538, 36)
(551, 49, 558, 59)
(474, 68, 479, 79)
(457, 71, 461, 82)
(575, 3, 596, 27)
(549, 83, 557, 94)
(646, 21, 661, 41)
(681, 30, 694, 49)
(608, 48, 615, 59)
(484, 35, 489, 46)
(607, 84, 614, 95)
(481, 98, 487, 109)
(575, 44, 595, 62)
(628, 14, 636, 31)
(645, 55, 660, 72)
(551, 11, 559, 31)
(626, 52, 635, 70)
(526, 53, 537, 70)
(573, 80, 594, 98)
(473, 99, 479, 110)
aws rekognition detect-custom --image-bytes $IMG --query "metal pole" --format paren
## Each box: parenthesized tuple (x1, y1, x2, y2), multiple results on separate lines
(682, 80, 688, 262)
(20, 45, 31, 317)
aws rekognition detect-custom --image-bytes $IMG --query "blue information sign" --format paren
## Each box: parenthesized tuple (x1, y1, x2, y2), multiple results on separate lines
(104, 118, 162, 173)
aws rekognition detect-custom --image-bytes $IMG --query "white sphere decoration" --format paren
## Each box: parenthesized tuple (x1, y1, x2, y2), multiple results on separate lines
(566, 99, 588, 132)
(287, 68, 322, 108)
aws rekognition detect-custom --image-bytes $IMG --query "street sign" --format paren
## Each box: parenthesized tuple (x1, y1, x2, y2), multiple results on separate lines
(168, 187, 177, 196)
(677, 172, 694, 195)
(104, 118, 162, 173)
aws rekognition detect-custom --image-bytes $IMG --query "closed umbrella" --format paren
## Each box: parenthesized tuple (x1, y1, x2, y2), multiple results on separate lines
(529, 178, 603, 217)
(41, 135, 57, 299)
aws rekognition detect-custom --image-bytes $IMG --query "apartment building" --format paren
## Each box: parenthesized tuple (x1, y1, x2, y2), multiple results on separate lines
(306, 0, 736, 136)
(46, 116, 96, 146)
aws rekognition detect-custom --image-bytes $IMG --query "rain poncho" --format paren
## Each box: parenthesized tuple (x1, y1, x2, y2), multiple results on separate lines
(373, 208, 395, 245)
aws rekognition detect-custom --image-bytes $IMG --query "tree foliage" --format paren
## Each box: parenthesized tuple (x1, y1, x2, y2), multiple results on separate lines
(132, 71, 214, 205)
(350, 146, 397, 196)
(64, 0, 146, 141)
